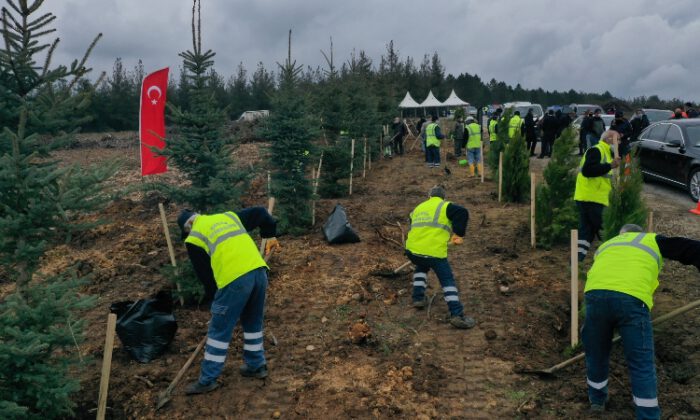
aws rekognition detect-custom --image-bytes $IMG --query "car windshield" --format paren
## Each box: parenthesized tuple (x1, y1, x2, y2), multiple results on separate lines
(575, 105, 598, 115)
(685, 126, 700, 147)
(644, 110, 673, 123)
(514, 106, 542, 118)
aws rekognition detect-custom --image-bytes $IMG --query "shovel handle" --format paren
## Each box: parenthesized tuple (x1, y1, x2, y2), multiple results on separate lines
(156, 336, 207, 410)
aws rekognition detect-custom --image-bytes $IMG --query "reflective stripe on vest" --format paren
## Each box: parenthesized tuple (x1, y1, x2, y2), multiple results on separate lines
(405, 197, 453, 258)
(426, 123, 440, 147)
(585, 232, 662, 309)
(573, 141, 613, 206)
(185, 212, 267, 289)
(466, 123, 482, 149)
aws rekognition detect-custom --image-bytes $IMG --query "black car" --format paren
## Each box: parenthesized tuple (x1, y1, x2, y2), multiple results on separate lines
(633, 119, 700, 201)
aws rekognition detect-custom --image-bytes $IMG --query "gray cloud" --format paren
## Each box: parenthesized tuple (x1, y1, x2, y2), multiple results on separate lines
(39, 0, 700, 101)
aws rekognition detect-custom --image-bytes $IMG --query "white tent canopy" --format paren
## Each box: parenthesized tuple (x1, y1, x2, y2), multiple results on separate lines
(398, 92, 421, 108)
(442, 89, 469, 107)
(419, 90, 444, 107)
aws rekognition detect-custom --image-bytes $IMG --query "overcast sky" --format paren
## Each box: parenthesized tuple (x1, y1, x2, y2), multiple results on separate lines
(42, 0, 700, 102)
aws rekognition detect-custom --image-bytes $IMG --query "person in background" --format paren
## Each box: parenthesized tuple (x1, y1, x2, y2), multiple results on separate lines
(391, 116, 407, 156)
(610, 111, 632, 156)
(579, 110, 594, 155)
(453, 116, 465, 157)
(582, 223, 700, 419)
(465, 116, 482, 177)
(539, 109, 558, 158)
(671, 108, 686, 119)
(424, 115, 445, 168)
(685, 102, 698, 118)
(508, 110, 523, 140)
(630, 109, 650, 142)
(488, 108, 502, 143)
(524, 108, 537, 156)
(589, 109, 606, 148)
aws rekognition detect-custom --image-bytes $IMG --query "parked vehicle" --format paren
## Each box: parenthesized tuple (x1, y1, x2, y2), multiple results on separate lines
(570, 103, 600, 116)
(633, 108, 673, 124)
(503, 101, 544, 121)
(572, 114, 614, 132)
(632, 119, 700, 201)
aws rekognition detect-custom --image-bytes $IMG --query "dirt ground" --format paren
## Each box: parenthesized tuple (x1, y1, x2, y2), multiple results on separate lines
(37, 133, 700, 419)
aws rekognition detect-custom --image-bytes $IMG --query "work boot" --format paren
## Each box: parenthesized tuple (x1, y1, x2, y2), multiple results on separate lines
(185, 380, 220, 395)
(449, 315, 476, 329)
(412, 298, 428, 309)
(477, 163, 483, 176)
(468, 164, 475, 177)
(240, 364, 268, 379)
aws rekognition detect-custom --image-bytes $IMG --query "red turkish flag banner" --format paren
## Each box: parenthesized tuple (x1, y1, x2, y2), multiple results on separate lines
(140, 67, 169, 176)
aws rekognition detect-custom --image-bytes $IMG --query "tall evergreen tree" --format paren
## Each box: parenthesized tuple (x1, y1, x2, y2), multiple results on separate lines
(602, 153, 648, 240)
(0, 1, 113, 417)
(250, 61, 274, 110)
(501, 127, 530, 203)
(488, 108, 510, 172)
(160, 0, 246, 212)
(226, 62, 251, 119)
(535, 127, 579, 248)
(260, 30, 317, 234)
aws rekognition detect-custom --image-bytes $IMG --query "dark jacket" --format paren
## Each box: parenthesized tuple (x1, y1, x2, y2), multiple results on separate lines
(656, 235, 700, 271)
(581, 147, 613, 178)
(542, 114, 558, 138)
(591, 116, 606, 138)
(580, 115, 593, 139)
(630, 115, 650, 141)
(610, 117, 632, 142)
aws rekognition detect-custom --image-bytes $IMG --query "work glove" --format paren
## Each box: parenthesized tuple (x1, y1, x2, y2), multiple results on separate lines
(449, 234, 464, 245)
(265, 237, 281, 256)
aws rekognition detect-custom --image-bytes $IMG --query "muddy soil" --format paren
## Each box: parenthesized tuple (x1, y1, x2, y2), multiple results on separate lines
(32, 133, 700, 418)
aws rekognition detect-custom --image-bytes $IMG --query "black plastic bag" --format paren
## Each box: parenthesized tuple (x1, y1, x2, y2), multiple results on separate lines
(110, 291, 178, 363)
(323, 204, 360, 244)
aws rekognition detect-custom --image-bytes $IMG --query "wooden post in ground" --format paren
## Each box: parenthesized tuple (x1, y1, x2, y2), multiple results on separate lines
(571, 229, 579, 347)
(158, 203, 184, 306)
(498, 152, 504, 202)
(367, 136, 372, 170)
(363, 137, 367, 178)
(97, 313, 117, 420)
(311, 154, 323, 226)
(530, 173, 536, 248)
(259, 197, 276, 255)
(349, 138, 355, 195)
(647, 211, 654, 232)
(480, 140, 485, 183)
(267, 170, 271, 197)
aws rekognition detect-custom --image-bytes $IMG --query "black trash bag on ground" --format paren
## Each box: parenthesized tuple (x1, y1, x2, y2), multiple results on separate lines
(110, 291, 178, 363)
(323, 204, 360, 244)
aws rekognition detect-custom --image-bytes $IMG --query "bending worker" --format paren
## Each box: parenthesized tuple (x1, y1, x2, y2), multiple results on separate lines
(574, 130, 621, 262)
(177, 207, 280, 395)
(405, 186, 475, 329)
(583, 224, 700, 419)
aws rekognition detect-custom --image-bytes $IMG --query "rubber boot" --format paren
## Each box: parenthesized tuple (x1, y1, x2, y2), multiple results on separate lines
(477, 163, 483, 176)
(468, 164, 475, 177)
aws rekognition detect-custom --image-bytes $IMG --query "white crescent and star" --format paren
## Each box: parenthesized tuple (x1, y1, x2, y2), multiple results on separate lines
(146, 85, 162, 105)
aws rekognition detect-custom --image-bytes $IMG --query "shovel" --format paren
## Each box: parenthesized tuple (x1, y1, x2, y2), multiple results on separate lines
(518, 298, 700, 378)
(370, 261, 413, 278)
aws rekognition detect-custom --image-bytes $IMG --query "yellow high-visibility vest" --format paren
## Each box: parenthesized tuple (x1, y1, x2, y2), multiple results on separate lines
(466, 123, 482, 149)
(426, 123, 440, 147)
(185, 212, 267, 289)
(508, 115, 522, 138)
(585, 232, 662, 309)
(489, 119, 498, 141)
(406, 197, 453, 258)
(574, 141, 613, 206)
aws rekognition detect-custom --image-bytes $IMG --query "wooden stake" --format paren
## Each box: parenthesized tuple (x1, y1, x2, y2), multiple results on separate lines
(349, 138, 355, 195)
(97, 313, 117, 420)
(498, 152, 504, 202)
(363, 137, 367, 178)
(571, 229, 579, 347)
(531, 173, 536, 248)
(267, 170, 271, 197)
(647, 211, 654, 232)
(259, 197, 276, 254)
(158, 203, 184, 306)
(480, 140, 485, 183)
(368, 137, 372, 170)
(311, 154, 323, 226)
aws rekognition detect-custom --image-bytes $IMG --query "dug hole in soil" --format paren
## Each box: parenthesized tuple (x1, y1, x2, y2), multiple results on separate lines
(42, 133, 700, 419)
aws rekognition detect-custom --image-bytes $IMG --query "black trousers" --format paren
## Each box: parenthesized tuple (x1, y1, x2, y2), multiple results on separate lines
(392, 135, 404, 155)
(540, 134, 555, 157)
(576, 200, 604, 262)
(526, 132, 537, 155)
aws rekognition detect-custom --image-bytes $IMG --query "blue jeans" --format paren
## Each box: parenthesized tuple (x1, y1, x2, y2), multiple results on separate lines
(426, 145, 441, 166)
(406, 251, 464, 317)
(583, 290, 659, 420)
(467, 147, 481, 164)
(199, 267, 268, 385)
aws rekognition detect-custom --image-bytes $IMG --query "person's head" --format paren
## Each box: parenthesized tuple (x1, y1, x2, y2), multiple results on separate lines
(674, 108, 683, 117)
(685, 102, 694, 109)
(615, 110, 624, 119)
(393, 116, 400, 123)
(527, 108, 533, 114)
(466, 116, 475, 123)
(514, 110, 520, 116)
(428, 185, 446, 199)
(586, 110, 593, 117)
(594, 108, 602, 116)
(635, 108, 644, 117)
(619, 224, 643, 234)
(548, 109, 554, 115)
(177, 209, 198, 240)
(600, 130, 620, 145)
(430, 114, 438, 122)
(495, 108, 502, 116)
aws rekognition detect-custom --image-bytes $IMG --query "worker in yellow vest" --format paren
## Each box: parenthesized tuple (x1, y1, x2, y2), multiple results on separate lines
(405, 186, 475, 329)
(508, 110, 523, 139)
(582, 224, 700, 418)
(488, 108, 501, 142)
(465, 117, 482, 177)
(573, 130, 621, 262)
(177, 207, 280, 394)
(423, 114, 445, 168)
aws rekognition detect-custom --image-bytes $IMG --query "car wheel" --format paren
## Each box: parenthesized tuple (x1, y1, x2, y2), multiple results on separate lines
(689, 168, 700, 202)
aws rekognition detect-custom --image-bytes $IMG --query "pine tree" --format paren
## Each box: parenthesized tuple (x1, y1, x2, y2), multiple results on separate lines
(488, 108, 510, 172)
(535, 126, 579, 248)
(160, 0, 246, 212)
(502, 125, 530, 203)
(259, 30, 317, 234)
(0, 1, 112, 416)
(602, 153, 648, 240)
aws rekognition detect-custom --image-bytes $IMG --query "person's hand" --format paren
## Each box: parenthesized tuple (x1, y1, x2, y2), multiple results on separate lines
(265, 237, 280, 256)
(449, 234, 464, 245)
(610, 157, 621, 168)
